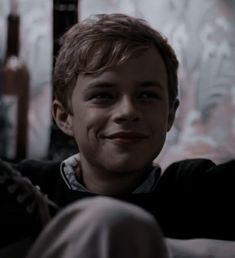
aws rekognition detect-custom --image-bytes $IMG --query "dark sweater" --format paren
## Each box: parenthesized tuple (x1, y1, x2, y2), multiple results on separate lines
(1, 158, 235, 247)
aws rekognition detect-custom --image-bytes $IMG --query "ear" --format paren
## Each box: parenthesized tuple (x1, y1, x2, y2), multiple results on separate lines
(52, 99, 74, 136)
(167, 99, 179, 131)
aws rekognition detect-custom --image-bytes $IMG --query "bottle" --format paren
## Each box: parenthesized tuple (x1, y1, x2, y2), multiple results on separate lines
(2, 0, 29, 161)
(0, 59, 4, 157)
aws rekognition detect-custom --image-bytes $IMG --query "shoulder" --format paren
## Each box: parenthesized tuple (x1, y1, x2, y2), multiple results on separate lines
(163, 158, 235, 178)
(159, 158, 235, 192)
(162, 158, 215, 181)
(14, 159, 61, 175)
(164, 158, 215, 171)
(13, 159, 61, 192)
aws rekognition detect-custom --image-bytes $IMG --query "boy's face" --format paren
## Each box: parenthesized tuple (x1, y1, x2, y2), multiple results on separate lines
(56, 47, 178, 173)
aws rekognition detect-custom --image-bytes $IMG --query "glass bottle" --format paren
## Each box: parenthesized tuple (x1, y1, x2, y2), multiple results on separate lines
(2, 0, 29, 161)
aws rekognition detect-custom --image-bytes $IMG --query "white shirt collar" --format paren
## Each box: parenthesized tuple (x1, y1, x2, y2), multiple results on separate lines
(60, 153, 161, 193)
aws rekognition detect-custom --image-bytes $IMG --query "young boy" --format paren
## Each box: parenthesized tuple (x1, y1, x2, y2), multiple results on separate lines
(1, 13, 235, 258)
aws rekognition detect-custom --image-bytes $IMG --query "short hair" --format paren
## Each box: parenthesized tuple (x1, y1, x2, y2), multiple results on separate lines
(53, 13, 179, 113)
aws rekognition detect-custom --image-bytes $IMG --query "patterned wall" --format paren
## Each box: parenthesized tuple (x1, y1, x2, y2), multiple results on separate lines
(81, 0, 235, 168)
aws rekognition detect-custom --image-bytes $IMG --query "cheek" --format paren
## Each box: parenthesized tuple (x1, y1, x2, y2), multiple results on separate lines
(148, 119, 169, 148)
(73, 109, 107, 139)
(148, 112, 169, 131)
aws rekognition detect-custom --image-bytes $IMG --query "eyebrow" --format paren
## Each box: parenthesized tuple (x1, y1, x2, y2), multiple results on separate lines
(86, 80, 164, 90)
(86, 82, 116, 89)
(139, 81, 164, 89)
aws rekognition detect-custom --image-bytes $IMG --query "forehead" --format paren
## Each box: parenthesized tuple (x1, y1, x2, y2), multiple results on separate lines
(75, 47, 168, 92)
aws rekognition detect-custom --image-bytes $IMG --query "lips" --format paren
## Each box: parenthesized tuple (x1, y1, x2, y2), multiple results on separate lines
(104, 131, 148, 144)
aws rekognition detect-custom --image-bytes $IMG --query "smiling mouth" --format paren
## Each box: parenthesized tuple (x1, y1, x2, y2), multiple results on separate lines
(105, 132, 148, 144)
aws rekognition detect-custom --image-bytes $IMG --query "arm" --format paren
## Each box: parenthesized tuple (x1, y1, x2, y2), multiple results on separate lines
(161, 159, 235, 240)
(167, 238, 235, 258)
(0, 159, 58, 247)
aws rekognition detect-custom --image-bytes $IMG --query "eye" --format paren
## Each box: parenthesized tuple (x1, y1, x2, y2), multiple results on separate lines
(139, 91, 160, 100)
(93, 92, 113, 99)
(89, 92, 115, 104)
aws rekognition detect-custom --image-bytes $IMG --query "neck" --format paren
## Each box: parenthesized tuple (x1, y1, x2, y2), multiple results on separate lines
(79, 156, 152, 195)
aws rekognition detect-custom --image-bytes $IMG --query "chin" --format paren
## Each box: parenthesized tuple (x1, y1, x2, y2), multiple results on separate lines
(105, 160, 149, 174)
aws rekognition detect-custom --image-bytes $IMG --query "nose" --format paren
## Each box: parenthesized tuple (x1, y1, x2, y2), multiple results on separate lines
(112, 96, 141, 123)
